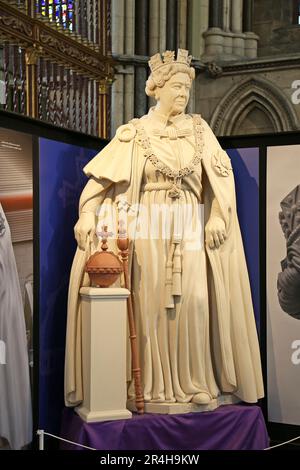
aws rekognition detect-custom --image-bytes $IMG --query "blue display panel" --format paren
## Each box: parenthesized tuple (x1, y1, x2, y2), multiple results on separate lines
(38, 138, 100, 433)
(226, 148, 260, 330)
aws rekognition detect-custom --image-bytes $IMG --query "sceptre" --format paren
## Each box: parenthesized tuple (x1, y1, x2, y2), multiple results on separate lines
(117, 220, 144, 414)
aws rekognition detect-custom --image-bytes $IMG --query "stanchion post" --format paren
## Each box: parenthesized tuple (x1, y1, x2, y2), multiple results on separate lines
(37, 429, 44, 450)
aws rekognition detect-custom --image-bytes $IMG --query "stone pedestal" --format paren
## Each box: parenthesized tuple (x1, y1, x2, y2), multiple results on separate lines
(76, 287, 132, 423)
(127, 394, 240, 415)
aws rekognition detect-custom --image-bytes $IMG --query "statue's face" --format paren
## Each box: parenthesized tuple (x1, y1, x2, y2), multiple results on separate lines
(155, 72, 191, 116)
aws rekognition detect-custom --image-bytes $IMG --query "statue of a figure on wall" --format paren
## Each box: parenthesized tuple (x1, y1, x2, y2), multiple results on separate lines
(64, 49, 264, 411)
(277, 185, 300, 320)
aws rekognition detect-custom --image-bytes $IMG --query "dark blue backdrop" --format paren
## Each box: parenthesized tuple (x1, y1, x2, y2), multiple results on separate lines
(38, 142, 260, 434)
(38, 138, 100, 433)
(227, 148, 260, 329)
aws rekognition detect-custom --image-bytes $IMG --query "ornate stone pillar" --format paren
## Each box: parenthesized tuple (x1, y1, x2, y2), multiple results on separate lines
(231, 0, 245, 56)
(223, 0, 233, 56)
(135, 0, 149, 55)
(223, 0, 231, 31)
(243, 0, 259, 58)
(204, 0, 224, 59)
(125, 0, 135, 54)
(159, 0, 167, 52)
(148, 0, 161, 109)
(209, 0, 223, 28)
(111, 0, 125, 133)
(178, 0, 188, 49)
(134, 0, 149, 117)
(243, 0, 253, 32)
(124, 0, 135, 124)
(112, 0, 125, 55)
(166, 0, 178, 51)
(149, 0, 160, 55)
(188, 0, 209, 59)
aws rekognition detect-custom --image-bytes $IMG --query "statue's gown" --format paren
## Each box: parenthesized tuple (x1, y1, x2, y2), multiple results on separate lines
(129, 110, 219, 402)
(64, 108, 264, 408)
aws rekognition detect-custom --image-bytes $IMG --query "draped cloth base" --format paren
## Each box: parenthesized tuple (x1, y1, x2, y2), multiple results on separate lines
(60, 404, 269, 450)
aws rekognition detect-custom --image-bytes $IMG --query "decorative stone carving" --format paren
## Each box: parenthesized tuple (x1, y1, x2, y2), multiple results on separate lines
(210, 77, 298, 135)
(25, 45, 41, 66)
(212, 149, 232, 177)
(0, 13, 33, 38)
(206, 62, 223, 79)
(116, 123, 136, 142)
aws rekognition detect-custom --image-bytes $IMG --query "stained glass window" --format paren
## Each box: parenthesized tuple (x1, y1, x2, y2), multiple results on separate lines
(39, 0, 74, 31)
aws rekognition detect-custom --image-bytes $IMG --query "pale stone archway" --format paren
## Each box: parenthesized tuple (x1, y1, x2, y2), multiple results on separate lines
(210, 77, 298, 136)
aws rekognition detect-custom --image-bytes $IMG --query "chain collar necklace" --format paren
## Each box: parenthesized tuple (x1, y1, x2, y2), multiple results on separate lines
(131, 114, 204, 198)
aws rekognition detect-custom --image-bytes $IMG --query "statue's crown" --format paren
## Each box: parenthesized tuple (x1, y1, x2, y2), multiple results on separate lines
(148, 49, 192, 73)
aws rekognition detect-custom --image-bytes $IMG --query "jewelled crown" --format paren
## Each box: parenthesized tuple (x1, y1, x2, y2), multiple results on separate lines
(148, 49, 192, 74)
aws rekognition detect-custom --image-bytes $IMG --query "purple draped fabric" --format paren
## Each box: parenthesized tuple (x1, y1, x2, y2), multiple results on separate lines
(60, 404, 269, 450)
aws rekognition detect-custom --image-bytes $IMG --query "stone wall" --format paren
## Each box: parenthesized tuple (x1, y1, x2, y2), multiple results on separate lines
(196, 65, 300, 135)
(110, 0, 300, 136)
(253, 0, 300, 56)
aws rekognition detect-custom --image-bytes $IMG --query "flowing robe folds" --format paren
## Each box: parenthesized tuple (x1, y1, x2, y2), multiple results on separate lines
(0, 204, 32, 449)
(64, 111, 264, 407)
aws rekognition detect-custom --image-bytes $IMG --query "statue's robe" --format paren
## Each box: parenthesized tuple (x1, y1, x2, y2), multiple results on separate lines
(64, 113, 264, 407)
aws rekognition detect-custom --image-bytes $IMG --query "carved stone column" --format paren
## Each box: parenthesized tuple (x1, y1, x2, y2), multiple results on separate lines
(243, 0, 259, 58)
(149, 0, 160, 55)
(204, 0, 224, 59)
(222, 0, 233, 56)
(124, 0, 135, 124)
(188, 0, 209, 59)
(111, 0, 125, 133)
(134, 0, 148, 117)
(166, 0, 178, 51)
(112, 0, 125, 55)
(148, 0, 167, 55)
(25, 46, 39, 119)
(243, 0, 253, 32)
(209, 0, 223, 28)
(223, 0, 231, 31)
(178, 0, 188, 49)
(159, 0, 167, 52)
(232, 0, 245, 56)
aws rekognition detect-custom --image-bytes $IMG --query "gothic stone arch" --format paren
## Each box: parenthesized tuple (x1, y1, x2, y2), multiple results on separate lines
(210, 77, 298, 135)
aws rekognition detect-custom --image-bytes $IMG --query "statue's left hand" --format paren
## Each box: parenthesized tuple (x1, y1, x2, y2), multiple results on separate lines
(205, 216, 226, 249)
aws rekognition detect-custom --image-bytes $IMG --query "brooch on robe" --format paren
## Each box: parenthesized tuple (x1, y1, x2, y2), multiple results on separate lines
(116, 123, 136, 142)
(212, 150, 232, 177)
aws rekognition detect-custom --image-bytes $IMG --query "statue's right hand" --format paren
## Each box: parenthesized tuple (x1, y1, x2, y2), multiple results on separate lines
(74, 212, 96, 250)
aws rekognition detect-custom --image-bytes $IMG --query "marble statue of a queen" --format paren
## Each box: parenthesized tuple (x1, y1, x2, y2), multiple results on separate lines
(64, 49, 264, 411)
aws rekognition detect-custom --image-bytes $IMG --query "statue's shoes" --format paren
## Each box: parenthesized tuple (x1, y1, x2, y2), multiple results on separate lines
(191, 392, 211, 405)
